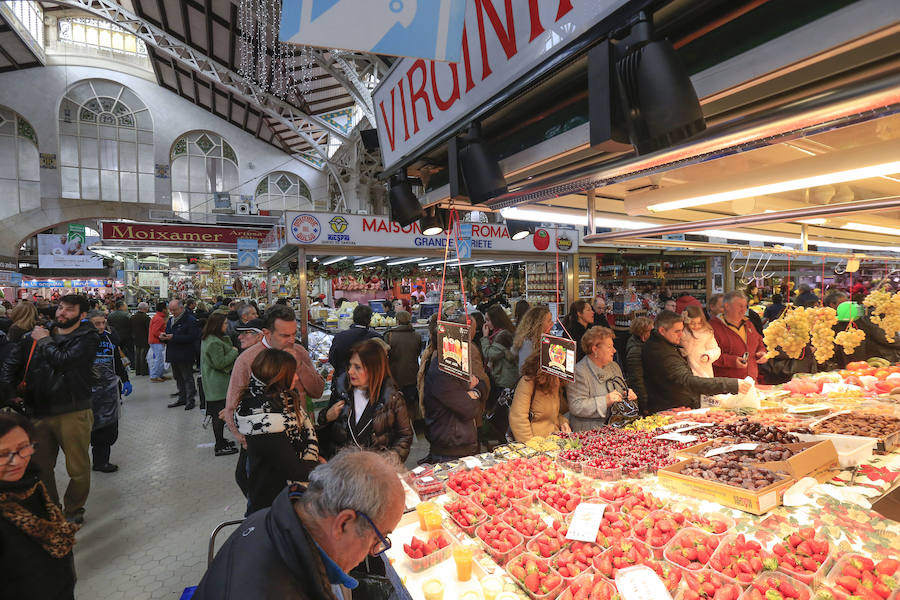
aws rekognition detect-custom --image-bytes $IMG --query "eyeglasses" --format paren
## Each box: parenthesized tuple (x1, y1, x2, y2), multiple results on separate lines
(355, 510, 392, 555)
(1, 443, 37, 465)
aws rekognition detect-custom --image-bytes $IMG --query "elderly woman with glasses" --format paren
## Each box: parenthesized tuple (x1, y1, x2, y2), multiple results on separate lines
(0, 412, 78, 599)
(567, 326, 636, 432)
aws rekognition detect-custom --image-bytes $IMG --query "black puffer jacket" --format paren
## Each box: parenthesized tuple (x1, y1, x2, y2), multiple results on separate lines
(642, 330, 738, 413)
(624, 335, 649, 415)
(193, 487, 339, 600)
(0, 322, 99, 417)
(316, 373, 412, 461)
(422, 357, 486, 458)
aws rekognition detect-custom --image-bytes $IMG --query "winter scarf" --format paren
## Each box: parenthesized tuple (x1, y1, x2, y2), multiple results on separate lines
(235, 373, 319, 463)
(0, 475, 78, 558)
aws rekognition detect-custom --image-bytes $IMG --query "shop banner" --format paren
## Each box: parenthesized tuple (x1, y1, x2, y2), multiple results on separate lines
(283, 211, 578, 254)
(101, 222, 271, 246)
(237, 238, 260, 268)
(373, 0, 628, 171)
(137, 272, 167, 296)
(437, 320, 471, 381)
(21, 278, 112, 288)
(280, 0, 467, 62)
(539, 334, 576, 382)
(37, 233, 104, 269)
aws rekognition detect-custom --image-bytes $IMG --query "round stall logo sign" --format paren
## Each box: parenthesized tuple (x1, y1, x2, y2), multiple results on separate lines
(556, 235, 573, 251)
(291, 214, 321, 243)
(533, 229, 550, 251)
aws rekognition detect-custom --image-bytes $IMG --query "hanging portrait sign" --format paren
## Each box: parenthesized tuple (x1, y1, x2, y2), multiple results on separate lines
(437, 320, 470, 381)
(539, 334, 577, 382)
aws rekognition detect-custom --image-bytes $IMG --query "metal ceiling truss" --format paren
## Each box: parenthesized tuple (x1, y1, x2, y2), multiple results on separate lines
(307, 48, 376, 124)
(46, 0, 350, 202)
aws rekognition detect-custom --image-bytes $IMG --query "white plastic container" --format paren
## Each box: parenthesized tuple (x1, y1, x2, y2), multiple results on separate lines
(795, 433, 876, 467)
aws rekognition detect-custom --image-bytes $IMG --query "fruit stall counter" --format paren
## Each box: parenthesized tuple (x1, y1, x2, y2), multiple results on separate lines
(389, 435, 900, 600)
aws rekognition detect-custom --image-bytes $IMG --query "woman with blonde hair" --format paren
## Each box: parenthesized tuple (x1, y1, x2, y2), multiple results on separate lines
(680, 305, 721, 377)
(7, 301, 38, 342)
(513, 305, 553, 372)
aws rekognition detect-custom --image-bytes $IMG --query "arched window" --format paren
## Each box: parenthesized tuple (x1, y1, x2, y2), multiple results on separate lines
(0, 106, 39, 220)
(59, 80, 154, 203)
(255, 171, 314, 212)
(170, 131, 239, 219)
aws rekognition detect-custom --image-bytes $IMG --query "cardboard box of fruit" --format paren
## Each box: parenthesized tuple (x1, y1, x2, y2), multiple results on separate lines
(657, 458, 794, 515)
(674, 441, 838, 482)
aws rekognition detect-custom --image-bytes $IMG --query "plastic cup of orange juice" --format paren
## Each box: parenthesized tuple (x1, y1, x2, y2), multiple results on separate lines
(423, 506, 442, 531)
(416, 501, 437, 530)
(452, 545, 473, 582)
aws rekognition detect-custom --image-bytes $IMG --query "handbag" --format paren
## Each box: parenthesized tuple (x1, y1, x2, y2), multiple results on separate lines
(503, 384, 536, 443)
(16, 338, 37, 394)
(484, 386, 514, 441)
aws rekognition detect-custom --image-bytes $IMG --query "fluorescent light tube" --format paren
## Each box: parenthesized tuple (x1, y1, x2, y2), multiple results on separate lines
(385, 257, 425, 266)
(841, 222, 900, 236)
(321, 256, 348, 265)
(626, 138, 900, 213)
(501, 207, 651, 229)
(355, 256, 387, 265)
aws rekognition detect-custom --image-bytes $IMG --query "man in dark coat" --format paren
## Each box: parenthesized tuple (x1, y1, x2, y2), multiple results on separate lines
(106, 300, 133, 368)
(0, 294, 99, 523)
(130, 301, 151, 376)
(193, 450, 406, 600)
(383, 310, 422, 419)
(642, 310, 749, 413)
(160, 299, 201, 410)
(328, 304, 381, 383)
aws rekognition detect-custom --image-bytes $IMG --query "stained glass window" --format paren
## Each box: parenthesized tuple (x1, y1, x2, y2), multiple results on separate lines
(170, 131, 239, 219)
(254, 171, 316, 212)
(0, 106, 40, 220)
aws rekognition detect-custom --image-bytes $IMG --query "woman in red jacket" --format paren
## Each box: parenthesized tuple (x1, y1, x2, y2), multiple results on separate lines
(709, 292, 767, 381)
(148, 301, 169, 382)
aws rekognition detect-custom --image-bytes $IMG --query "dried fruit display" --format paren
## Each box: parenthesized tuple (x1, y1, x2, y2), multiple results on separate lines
(680, 458, 787, 490)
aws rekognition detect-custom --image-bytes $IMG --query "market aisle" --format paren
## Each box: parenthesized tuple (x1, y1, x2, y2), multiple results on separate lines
(67, 373, 431, 600)
(68, 375, 246, 600)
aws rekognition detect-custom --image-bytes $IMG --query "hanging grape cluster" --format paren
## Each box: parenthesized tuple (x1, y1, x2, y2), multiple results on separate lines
(863, 289, 900, 342)
(835, 327, 865, 354)
(809, 307, 838, 363)
(764, 307, 812, 359)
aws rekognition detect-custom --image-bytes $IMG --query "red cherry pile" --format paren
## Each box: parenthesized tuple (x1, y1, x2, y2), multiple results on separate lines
(507, 553, 563, 597)
(402, 533, 450, 559)
(708, 534, 774, 585)
(558, 427, 710, 474)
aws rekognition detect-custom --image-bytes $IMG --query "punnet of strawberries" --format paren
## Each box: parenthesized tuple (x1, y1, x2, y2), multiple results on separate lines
(443, 498, 487, 531)
(507, 553, 563, 598)
(526, 520, 568, 558)
(557, 573, 621, 600)
(680, 570, 743, 600)
(644, 559, 685, 593)
(631, 510, 684, 548)
(769, 527, 830, 580)
(822, 554, 899, 600)
(593, 511, 633, 547)
(670, 506, 732, 535)
(500, 504, 548, 538)
(537, 484, 583, 516)
(744, 573, 811, 600)
(476, 521, 523, 563)
(708, 534, 775, 585)
(402, 533, 450, 559)
(664, 528, 719, 570)
(592, 539, 653, 579)
(552, 540, 602, 579)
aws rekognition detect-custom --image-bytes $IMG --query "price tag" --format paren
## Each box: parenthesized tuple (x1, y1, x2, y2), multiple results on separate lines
(705, 443, 759, 458)
(461, 456, 481, 469)
(683, 408, 711, 414)
(615, 565, 673, 600)
(410, 465, 428, 476)
(565, 503, 607, 542)
(654, 432, 699, 443)
(671, 422, 714, 432)
(417, 476, 436, 484)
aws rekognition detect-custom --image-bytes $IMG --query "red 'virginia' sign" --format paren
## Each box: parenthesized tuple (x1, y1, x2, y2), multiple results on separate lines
(101, 223, 271, 245)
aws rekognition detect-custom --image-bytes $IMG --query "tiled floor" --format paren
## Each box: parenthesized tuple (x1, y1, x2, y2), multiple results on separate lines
(66, 372, 430, 599)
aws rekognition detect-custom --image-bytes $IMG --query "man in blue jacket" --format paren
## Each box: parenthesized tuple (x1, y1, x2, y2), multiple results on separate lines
(160, 299, 200, 410)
